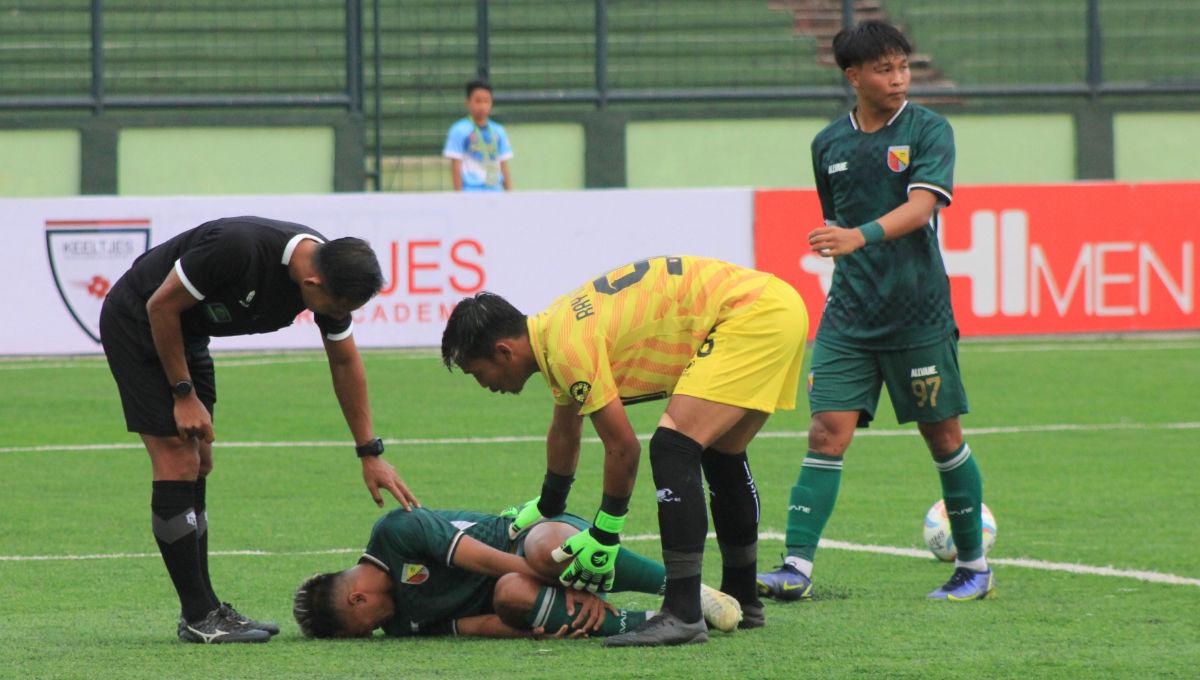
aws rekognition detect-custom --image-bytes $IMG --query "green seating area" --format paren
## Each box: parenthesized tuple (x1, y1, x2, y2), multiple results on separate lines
(889, 0, 1200, 86)
(1, 0, 1197, 190)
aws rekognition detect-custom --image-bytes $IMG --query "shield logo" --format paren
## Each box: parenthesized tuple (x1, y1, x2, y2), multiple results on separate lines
(887, 145, 910, 172)
(45, 220, 151, 343)
(400, 563, 430, 585)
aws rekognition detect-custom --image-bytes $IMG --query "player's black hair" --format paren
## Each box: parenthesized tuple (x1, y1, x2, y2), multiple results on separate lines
(293, 572, 346, 639)
(313, 237, 384, 307)
(832, 20, 912, 70)
(465, 79, 493, 98)
(441, 291, 527, 370)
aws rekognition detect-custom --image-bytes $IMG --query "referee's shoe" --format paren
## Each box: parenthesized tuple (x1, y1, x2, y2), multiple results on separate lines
(178, 608, 271, 644)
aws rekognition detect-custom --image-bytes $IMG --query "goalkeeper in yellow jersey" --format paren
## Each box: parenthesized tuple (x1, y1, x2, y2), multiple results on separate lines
(441, 256, 808, 646)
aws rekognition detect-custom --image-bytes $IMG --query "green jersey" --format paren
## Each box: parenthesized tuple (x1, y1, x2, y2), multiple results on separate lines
(362, 508, 512, 637)
(810, 101, 957, 350)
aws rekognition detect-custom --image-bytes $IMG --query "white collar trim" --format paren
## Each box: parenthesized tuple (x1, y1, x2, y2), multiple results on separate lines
(849, 99, 909, 131)
(281, 233, 324, 265)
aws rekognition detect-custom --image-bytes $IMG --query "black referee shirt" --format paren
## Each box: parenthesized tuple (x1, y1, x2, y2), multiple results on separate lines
(113, 216, 352, 343)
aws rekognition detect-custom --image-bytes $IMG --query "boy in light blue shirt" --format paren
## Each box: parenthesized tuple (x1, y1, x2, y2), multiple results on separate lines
(443, 80, 513, 191)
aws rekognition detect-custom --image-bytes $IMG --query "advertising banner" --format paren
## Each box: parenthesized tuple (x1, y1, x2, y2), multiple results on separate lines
(2, 189, 754, 355)
(755, 183, 1199, 338)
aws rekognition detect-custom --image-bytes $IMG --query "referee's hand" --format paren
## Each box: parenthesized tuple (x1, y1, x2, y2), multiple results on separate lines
(174, 396, 214, 443)
(361, 455, 420, 511)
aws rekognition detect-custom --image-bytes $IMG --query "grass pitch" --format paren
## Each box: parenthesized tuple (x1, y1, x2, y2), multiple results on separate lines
(1, 336, 1198, 679)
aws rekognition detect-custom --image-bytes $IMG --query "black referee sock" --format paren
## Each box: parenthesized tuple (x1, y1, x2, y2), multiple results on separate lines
(194, 476, 217, 606)
(151, 480, 216, 623)
(649, 427, 707, 624)
(701, 449, 761, 607)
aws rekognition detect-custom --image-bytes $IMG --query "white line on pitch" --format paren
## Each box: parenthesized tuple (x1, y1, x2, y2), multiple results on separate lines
(2, 339, 1195, 370)
(3, 533, 1195, 588)
(0, 350, 440, 370)
(4, 421, 1198, 455)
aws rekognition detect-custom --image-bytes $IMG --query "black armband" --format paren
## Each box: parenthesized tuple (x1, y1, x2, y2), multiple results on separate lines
(536, 471, 574, 517)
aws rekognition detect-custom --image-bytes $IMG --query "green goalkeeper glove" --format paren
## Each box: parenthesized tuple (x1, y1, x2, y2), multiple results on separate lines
(550, 511, 625, 592)
(504, 496, 545, 540)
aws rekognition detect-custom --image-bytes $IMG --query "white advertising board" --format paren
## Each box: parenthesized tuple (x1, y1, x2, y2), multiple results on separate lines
(2, 189, 754, 355)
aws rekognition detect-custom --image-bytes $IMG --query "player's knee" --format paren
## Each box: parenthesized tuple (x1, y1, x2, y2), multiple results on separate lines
(493, 573, 539, 628)
(147, 439, 202, 479)
(807, 414, 852, 455)
(919, 420, 963, 458)
(524, 522, 574, 578)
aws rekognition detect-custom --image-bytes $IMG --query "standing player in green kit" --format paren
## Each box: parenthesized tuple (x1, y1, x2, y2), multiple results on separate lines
(757, 21, 994, 602)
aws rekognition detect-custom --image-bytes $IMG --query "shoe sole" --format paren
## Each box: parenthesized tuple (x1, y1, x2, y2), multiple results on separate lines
(756, 581, 812, 602)
(944, 588, 997, 602)
(738, 617, 765, 630)
(603, 630, 708, 648)
(179, 632, 271, 644)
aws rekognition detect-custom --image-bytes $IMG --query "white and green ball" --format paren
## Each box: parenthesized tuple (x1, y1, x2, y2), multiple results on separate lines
(922, 499, 997, 561)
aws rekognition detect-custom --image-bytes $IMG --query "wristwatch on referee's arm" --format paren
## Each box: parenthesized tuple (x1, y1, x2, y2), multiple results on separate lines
(355, 437, 385, 458)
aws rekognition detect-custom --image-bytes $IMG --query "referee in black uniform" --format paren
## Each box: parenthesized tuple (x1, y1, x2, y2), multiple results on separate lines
(99, 216, 419, 644)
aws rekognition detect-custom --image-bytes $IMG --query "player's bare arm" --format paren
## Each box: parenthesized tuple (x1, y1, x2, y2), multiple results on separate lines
(589, 398, 641, 499)
(455, 614, 592, 639)
(146, 268, 213, 443)
(808, 189, 939, 257)
(322, 333, 418, 510)
(546, 401, 584, 477)
(450, 159, 464, 191)
(452, 614, 527, 638)
(501, 159, 512, 191)
(548, 398, 639, 592)
(451, 534, 554, 584)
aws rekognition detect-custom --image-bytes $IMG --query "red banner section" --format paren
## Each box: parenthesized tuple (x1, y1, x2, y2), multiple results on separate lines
(755, 183, 1199, 337)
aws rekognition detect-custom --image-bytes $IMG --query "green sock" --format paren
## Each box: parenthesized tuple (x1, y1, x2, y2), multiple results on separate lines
(936, 443, 984, 562)
(525, 586, 651, 637)
(785, 451, 843, 562)
(611, 546, 666, 595)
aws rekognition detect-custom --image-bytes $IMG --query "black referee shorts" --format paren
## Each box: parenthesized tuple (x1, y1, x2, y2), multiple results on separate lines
(99, 283, 216, 437)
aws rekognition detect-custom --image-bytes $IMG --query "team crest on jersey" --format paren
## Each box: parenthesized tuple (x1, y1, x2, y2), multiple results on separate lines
(569, 381, 592, 404)
(887, 145, 910, 172)
(400, 563, 429, 585)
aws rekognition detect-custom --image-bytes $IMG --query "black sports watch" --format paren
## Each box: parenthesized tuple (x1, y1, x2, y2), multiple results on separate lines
(172, 380, 194, 398)
(355, 437, 384, 458)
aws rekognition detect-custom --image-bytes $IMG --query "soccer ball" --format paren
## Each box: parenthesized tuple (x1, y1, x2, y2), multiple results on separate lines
(922, 499, 996, 561)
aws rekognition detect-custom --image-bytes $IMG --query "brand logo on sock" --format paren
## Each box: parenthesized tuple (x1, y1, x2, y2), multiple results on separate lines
(946, 506, 976, 516)
(788, 504, 812, 513)
(656, 488, 681, 503)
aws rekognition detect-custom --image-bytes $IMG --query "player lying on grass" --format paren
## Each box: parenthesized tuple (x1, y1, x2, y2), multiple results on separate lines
(293, 506, 742, 639)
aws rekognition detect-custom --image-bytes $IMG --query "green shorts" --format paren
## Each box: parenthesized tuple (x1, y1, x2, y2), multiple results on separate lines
(808, 333, 969, 427)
